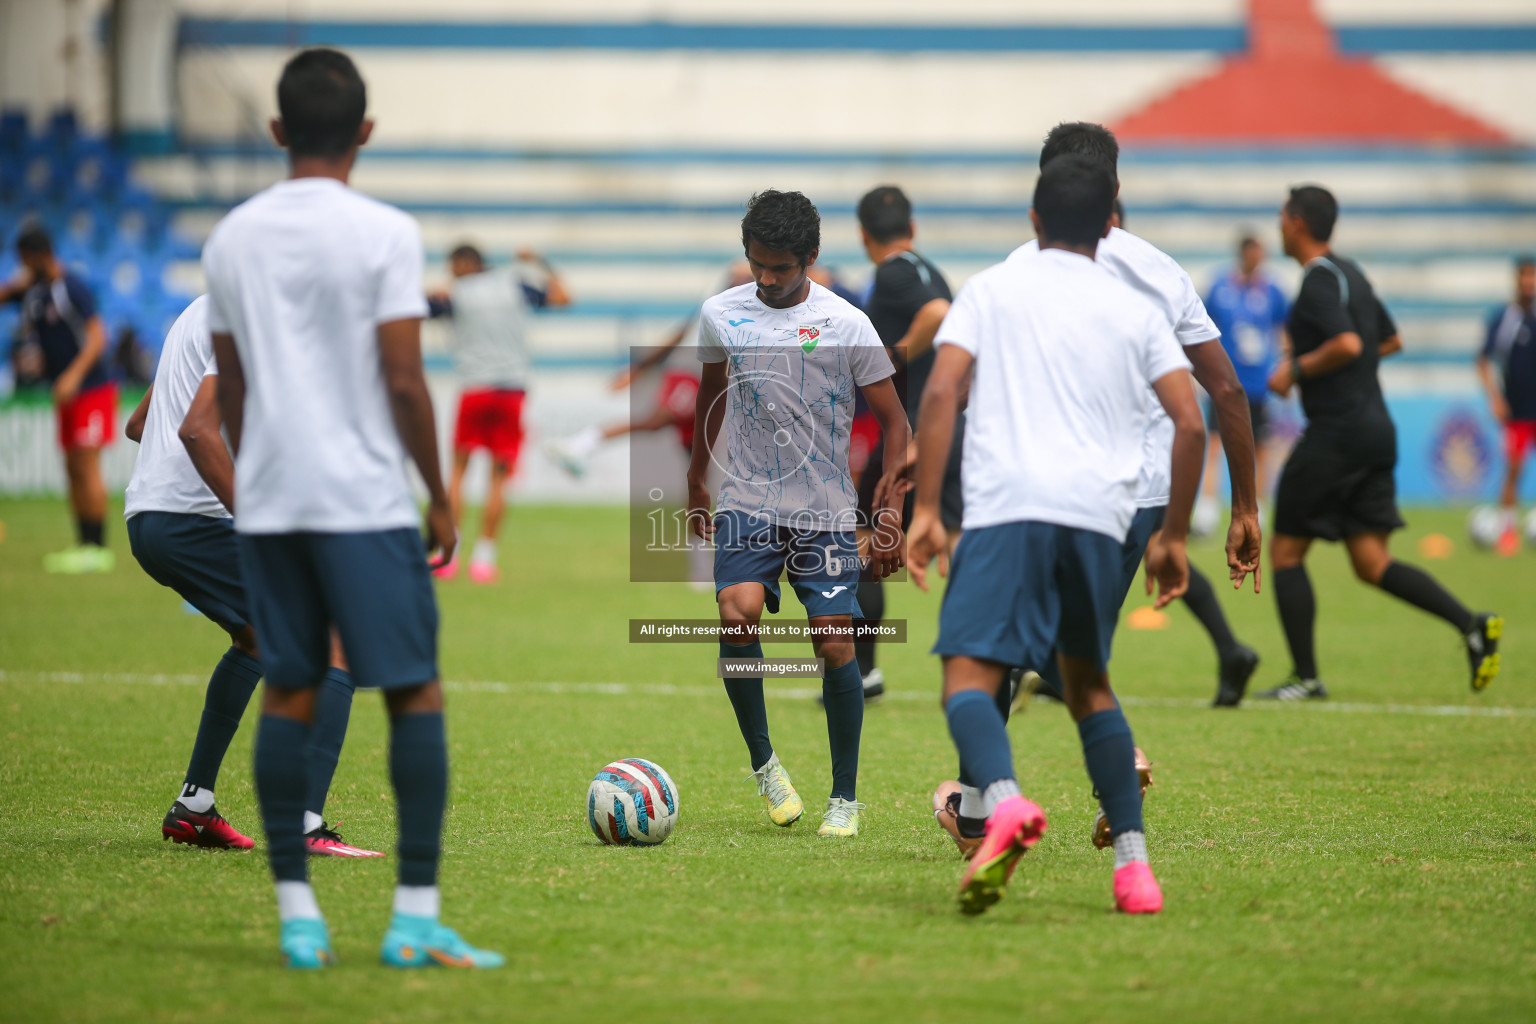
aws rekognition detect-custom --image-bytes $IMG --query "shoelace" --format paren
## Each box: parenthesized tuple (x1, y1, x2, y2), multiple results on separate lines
(822, 801, 866, 829)
(311, 820, 345, 841)
(747, 765, 795, 805)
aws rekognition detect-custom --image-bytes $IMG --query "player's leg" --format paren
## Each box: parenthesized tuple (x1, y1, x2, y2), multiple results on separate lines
(46, 446, 114, 573)
(1346, 532, 1501, 691)
(1259, 531, 1326, 699)
(314, 527, 499, 968)
(1184, 563, 1261, 707)
(1057, 526, 1161, 913)
(300, 636, 382, 857)
(1497, 422, 1533, 553)
(467, 458, 510, 583)
(237, 531, 336, 967)
(435, 449, 472, 580)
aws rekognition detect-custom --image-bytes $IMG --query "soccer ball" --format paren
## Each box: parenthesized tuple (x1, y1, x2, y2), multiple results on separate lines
(587, 758, 679, 846)
(1467, 505, 1504, 549)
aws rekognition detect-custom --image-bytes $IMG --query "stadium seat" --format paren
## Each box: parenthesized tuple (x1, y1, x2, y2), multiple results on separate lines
(0, 110, 25, 153)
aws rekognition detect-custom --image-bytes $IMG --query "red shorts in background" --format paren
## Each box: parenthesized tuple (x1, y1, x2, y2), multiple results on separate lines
(454, 387, 526, 467)
(849, 409, 881, 477)
(1506, 420, 1536, 463)
(658, 370, 700, 452)
(57, 381, 117, 450)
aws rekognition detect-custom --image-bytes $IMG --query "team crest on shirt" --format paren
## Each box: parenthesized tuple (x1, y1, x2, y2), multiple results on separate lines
(797, 325, 821, 352)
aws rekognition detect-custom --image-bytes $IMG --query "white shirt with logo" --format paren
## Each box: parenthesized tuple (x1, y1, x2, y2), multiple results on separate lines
(202, 178, 428, 534)
(937, 247, 1191, 539)
(124, 296, 230, 521)
(698, 281, 893, 528)
(1010, 227, 1220, 508)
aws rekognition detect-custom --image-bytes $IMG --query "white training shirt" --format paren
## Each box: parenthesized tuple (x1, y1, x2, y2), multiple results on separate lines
(1009, 227, 1220, 508)
(936, 247, 1191, 539)
(698, 280, 894, 528)
(123, 296, 230, 521)
(446, 267, 536, 389)
(202, 178, 428, 534)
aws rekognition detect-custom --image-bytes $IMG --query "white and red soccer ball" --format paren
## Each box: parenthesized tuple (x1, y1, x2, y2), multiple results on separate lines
(587, 758, 679, 846)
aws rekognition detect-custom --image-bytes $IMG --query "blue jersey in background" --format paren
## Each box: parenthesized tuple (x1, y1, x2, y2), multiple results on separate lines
(1204, 269, 1288, 398)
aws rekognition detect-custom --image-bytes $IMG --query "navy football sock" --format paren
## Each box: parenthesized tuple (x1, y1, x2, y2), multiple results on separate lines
(1181, 564, 1240, 657)
(1274, 565, 1318, 679)
(1379, 561, 1474, 634)
(1078, 707, 1143, 838)
(184, 646, 262, 792)
(944, 689, 1015, 793)
(254, 713, 311, 883)
(304, 667, 357, 820)
(821, 658, 864, 801)
(390, 711, 448, 888)
(721, 639, 774, 771)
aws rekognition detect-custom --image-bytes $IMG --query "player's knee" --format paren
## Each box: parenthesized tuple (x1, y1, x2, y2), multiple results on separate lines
(1352, 554, 1387, 585)
(386, 680, 444, 718)
(816, 640, 855, 669)
(230, 625, 260, 658)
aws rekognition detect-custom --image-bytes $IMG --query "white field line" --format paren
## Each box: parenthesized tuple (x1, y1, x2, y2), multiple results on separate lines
(2, 669, 1534, 720)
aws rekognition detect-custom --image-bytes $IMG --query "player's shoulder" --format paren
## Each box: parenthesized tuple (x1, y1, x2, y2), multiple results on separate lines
(699, 281, 758, 320)
(1101, 227, 1191, 283)
(808, 280, 871, 324)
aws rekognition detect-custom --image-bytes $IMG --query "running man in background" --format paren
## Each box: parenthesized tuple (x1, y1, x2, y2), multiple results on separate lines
(1, 224, 115, 573)
(123, 296, 380, 858)
(1261, 185, 1501, 700)
(1475, 255, 1536, 555)
(204, 47, 499, 969)
(688, 190, 909, 839)
(1196, 234, 1290, 531)
(850, 185, 956, 704)
(909, 154, 1205, 916)
(429, 243, 569, 583)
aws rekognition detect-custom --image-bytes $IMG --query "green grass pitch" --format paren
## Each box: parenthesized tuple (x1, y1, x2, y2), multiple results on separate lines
(0, 498, 1533, 1023)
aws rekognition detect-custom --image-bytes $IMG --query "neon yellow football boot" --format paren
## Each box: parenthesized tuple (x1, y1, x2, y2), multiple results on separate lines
(747, 754, 803, 826)
(817, 797, 865, 837)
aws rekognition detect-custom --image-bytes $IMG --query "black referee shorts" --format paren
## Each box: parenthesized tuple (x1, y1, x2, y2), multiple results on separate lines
(1273, 432, 1405, 541)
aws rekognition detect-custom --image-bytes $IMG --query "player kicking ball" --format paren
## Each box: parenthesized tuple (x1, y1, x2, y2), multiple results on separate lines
(909, 155, 1206, 915)
(203, 48, 498, 969)
(124, 297, 380, 858)
(688, 190, 908, 838)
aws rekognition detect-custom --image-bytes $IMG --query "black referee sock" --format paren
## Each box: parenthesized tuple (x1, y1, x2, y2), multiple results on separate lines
(1378, 562, 1474, 634)
(854, 575, 885, 677)
(78, 518, 104, 547)
(1181, 564, 1240, 658)
(389, 711, 448, 887)
(1274, 565, 1319, 680)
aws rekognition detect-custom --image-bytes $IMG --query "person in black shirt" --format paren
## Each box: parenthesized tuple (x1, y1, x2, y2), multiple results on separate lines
(850, 186, 958, 703)
(1260, 186, 1501, 699)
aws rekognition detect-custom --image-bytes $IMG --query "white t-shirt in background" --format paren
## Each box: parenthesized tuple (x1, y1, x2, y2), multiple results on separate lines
(202, 177, 428, 535)
(124, 296, 230, 521)
(1009, 227, 1220, 508)
(937, 247, 1191, 540)
(698, 280, 893, 527)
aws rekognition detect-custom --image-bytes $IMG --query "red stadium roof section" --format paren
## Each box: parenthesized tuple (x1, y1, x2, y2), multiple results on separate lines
(1112, 0, 1510, 145)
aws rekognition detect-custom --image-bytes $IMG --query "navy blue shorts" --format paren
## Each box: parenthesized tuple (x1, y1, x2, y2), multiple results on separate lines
(127, 511, 249, 633)
(237, 529, 438, 691)
(934, 521, 1125, 671)
(713, 509, 863, 618)
(1119, 505, 1168, 602)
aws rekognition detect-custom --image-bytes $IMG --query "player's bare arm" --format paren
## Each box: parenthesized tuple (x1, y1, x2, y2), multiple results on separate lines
(125, 384, 154, 443)
(859, 375, 910, 579)
(1185, 339, 1261, 589)
(53, 314, 107, 406)
(178, 374, 237, 514)
(1145, 368, 1204, 607)
(907, 343, 971, 592)
(378, 316, 457, 567)
(894, 297, 950, 365)
(210, 331, 245, 455)
(1379, 333, 1403, 358)
(686, 359, 728, 538)
(1477, 349, 1510, 422)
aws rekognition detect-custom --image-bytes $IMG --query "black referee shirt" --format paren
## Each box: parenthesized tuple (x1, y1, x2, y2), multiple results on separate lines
(1288, 254, 1397, 451)
(865, 250, 952, 423)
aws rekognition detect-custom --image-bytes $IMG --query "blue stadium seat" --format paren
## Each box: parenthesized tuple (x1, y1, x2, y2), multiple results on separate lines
(0, 110, 26, 154)
(44, 110, 79, 150)
(70, 139, 129, 199)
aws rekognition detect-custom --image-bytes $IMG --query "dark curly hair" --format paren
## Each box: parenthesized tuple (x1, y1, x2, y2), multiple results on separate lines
(741, 190, 820, 266)
(1040, 122, 1119, 182)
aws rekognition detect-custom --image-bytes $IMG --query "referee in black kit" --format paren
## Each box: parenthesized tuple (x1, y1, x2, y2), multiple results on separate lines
(1258, 185, 1502, 700)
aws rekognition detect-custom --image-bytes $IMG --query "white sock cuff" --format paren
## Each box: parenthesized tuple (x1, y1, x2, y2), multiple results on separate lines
(303, 810, 324, 835)
(958, 785, 986, 820)
(981, 778, 1022, 818)
(393, 885, 441, 919)
(276, 881, 322, 922)
(179, 784, 214, 813)
(1112, 829, 1149, 870)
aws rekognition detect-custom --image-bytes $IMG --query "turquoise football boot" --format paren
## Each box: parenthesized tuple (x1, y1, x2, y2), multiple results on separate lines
(280, 918, 334, 969)
(380, 914, 504, 969)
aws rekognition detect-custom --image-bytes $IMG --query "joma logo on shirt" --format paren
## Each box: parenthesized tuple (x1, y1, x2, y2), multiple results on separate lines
(797, 325, 821, 352)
